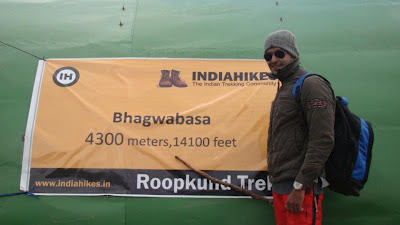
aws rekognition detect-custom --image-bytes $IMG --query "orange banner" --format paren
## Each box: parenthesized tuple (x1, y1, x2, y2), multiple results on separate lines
(21, 58, 276, 197)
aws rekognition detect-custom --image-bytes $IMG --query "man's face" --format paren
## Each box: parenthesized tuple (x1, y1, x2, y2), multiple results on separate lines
(265, 47, 294, 75)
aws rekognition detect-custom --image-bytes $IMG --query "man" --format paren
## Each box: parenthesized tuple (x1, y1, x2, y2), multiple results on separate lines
(265, 30, 335, 225)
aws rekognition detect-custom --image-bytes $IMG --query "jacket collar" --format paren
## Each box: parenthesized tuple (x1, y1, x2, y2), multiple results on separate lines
(275, 58, 304, 84)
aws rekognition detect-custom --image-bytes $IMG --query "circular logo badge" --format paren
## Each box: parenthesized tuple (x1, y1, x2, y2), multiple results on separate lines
(53, 67, 80, 87)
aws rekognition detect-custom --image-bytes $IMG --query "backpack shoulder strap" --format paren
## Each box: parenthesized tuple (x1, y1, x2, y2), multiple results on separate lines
(292, 73, 313, 99)
(292, 73, 331, 99)
(292, 73, 332, 128)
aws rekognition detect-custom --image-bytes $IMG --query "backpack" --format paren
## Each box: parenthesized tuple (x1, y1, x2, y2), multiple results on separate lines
(292, 73, 374, 196)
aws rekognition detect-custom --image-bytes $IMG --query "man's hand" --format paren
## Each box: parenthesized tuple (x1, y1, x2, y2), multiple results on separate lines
(285, 189, 305, 213)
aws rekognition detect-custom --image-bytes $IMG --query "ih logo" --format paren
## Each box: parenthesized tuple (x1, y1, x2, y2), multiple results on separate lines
(158, 69, 188, 88)
(53, 67, 80, 87)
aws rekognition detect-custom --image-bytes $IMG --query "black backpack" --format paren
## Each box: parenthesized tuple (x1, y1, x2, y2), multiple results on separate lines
(292, 73, 374, 196)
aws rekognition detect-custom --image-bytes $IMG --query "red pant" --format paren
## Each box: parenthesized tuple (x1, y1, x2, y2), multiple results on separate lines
(272, 191, 323, 225)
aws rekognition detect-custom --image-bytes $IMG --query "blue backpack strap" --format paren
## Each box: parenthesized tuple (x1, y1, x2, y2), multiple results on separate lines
(292, 73, 313, 98)
(292, 73, 331, 99)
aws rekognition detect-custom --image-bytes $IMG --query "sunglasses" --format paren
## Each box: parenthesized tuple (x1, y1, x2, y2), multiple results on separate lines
(264, 49, 286, 61)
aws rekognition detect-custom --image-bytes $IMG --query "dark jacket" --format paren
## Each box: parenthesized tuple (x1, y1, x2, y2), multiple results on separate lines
(267, 58, 335, 187)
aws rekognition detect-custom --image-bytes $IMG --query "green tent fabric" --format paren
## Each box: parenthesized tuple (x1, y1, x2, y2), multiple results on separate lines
(0, 0, 399, 224)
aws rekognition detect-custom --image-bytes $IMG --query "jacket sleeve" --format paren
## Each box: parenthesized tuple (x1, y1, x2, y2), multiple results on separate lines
(295, 76, 336, 187)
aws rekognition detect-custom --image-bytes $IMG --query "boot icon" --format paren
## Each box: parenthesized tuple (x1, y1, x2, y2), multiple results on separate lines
(170, 69, 188, 88)
(158, 70, 172, 87)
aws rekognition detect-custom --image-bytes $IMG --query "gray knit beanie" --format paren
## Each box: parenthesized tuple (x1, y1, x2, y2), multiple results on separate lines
(264, 30, 299, 58)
